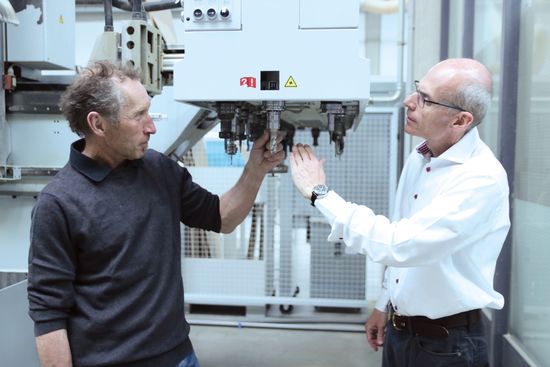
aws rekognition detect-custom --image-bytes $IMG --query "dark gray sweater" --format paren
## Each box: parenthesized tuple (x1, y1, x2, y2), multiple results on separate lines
(28, 140, 221, 367)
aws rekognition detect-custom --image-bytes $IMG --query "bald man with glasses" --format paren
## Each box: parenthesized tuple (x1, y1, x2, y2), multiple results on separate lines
(290, 58, 510, 367)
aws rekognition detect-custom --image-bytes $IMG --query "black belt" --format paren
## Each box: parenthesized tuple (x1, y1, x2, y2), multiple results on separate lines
(390, 308, 481, 339)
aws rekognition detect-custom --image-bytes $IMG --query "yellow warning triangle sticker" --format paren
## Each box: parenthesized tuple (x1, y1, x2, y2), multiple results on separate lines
(284, 76, 297, 88)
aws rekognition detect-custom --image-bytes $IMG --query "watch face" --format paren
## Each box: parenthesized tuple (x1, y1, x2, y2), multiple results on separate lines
(313, 184, 329, 196)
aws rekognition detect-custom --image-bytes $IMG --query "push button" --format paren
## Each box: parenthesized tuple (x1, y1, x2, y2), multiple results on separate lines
(193, 8, 203, 19)
(207, 8, 217, 19)
(220, 7, 230, 18)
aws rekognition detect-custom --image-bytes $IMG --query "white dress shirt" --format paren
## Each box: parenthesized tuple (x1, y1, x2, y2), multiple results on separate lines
(315, 128, 510, 318)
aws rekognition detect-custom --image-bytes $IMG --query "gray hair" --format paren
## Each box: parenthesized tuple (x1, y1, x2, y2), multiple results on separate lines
(59, 61, 141, 137)
(452, 82, 492, 128)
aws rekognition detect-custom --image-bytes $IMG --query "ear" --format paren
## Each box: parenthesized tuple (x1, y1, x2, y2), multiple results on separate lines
(453, 111, 474, 130)
(86, 111, 107, 137)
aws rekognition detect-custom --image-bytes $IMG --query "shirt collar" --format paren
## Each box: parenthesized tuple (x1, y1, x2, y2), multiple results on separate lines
(70, 139, 143, 182)
(416, 141, 433, 158)
(416, 127, 480, 164)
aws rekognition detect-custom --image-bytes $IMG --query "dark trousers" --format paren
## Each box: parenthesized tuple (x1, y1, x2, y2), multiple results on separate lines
(382, 318, 489, 367)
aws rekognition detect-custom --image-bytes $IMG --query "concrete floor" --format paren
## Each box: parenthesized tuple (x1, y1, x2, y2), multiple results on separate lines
(189, 324, 383, 367)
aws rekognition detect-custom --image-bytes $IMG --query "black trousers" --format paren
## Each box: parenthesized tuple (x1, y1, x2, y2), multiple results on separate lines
(382, 318, 489, 367)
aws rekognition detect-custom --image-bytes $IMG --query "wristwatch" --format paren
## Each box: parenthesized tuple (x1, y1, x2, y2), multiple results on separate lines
(310, 184, 329, 207)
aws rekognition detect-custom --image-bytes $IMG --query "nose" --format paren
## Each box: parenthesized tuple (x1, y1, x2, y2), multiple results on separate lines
(145, 114, 157, 135)
(403, 92, 416, 110)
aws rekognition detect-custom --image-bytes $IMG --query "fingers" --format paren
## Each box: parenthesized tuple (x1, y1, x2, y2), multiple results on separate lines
(365, 323, 380, 351)
(292, 143, 315, 161)
(264, 144, 285, 162)
(366, 327, 384, 351)
(257, 130, 269, 145)
(365, 310, 386, 352)
(302, 144, 316, 160)
(249, 131, 269, 151)
(291, 146, 301, 162)
(254, 130, 286, 150)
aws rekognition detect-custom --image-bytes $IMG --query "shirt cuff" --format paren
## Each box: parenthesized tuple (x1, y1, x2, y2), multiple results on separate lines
(315, 190, 348, 227)
(374, 290, 390, 313)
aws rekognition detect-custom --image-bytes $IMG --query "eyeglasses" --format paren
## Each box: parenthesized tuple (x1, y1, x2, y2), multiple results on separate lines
(414, 80, 466, 112)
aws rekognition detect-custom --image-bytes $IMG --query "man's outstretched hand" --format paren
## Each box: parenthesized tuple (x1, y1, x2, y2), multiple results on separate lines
(289, 143, 326, 199)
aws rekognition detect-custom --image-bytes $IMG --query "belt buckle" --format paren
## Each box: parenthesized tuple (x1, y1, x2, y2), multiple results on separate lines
(391, 312, 406, 331)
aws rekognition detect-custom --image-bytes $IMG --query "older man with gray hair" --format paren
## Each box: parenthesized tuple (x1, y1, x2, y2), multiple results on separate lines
(290, 58, 510, 367)
(28, 61, 284, 367)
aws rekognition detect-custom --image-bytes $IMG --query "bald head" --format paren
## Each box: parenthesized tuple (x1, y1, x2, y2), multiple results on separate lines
(430, 58, 492, 93)
(427, 58, 493, 127)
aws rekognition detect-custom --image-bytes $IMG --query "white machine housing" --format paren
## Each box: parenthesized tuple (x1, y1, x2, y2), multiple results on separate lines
(174, 0, 370, 156)
(6, 1, 75, 71)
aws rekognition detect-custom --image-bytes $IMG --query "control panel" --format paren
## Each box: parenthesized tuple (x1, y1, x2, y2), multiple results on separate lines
(182, 0, 241, 31)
